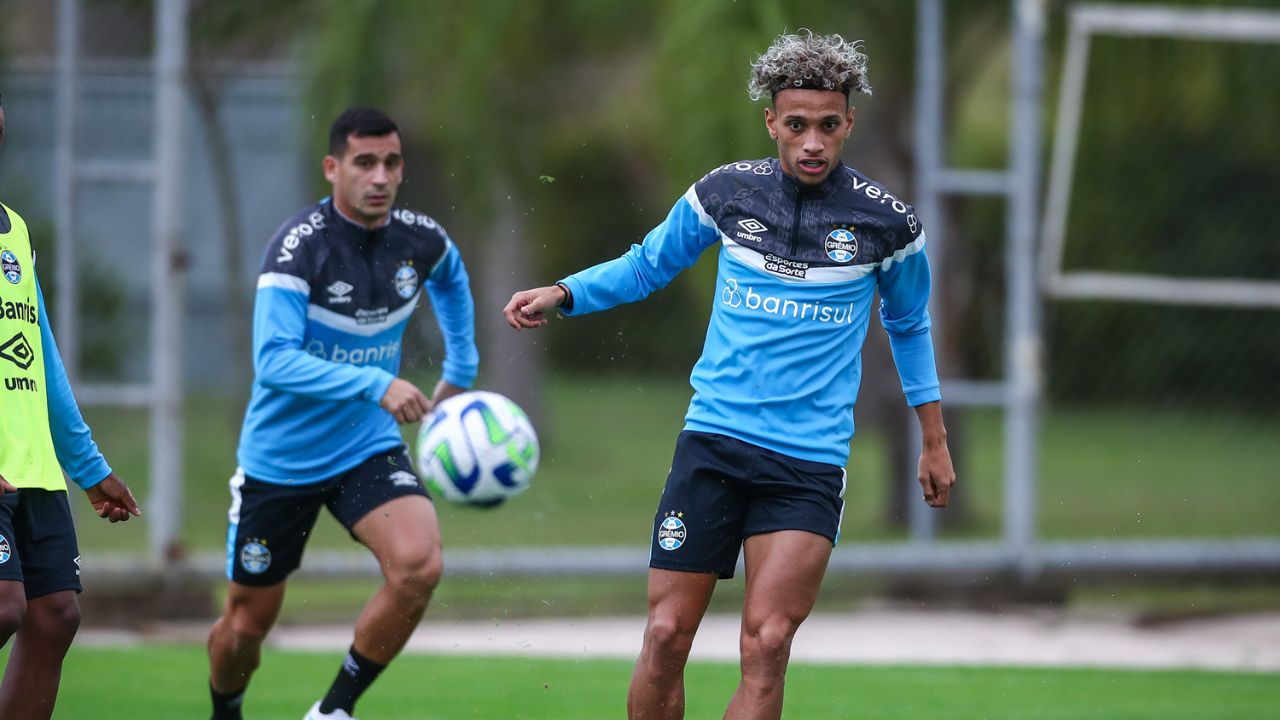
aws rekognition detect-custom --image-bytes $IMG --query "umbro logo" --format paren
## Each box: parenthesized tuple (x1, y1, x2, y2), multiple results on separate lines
(0, 332, 35, 370)
(735, 218, 768, 244)
(389, 471, 420, 488)
(326, 280, 354, 304)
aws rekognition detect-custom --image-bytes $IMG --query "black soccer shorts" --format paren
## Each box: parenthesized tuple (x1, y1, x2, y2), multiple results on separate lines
(225, 445, 429, 585)
(0, 488, 83, 598)
(648, 430, 846, 579)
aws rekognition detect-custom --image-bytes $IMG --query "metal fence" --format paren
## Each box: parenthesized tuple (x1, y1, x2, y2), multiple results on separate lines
(5, 0, 1277, 583)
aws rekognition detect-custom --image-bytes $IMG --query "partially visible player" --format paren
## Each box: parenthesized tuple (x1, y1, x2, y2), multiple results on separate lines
(0, 92, 142, 720)
(504, 32, 955, 719)
(206, 106, 479, 720)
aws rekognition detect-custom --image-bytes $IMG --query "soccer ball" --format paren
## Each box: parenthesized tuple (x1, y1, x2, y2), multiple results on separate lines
(415, 391, 539, 508)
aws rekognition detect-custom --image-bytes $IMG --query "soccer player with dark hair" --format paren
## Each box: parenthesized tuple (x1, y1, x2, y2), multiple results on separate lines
(206, 106, 479, 720)
(0, 93, 142, 720)
(504, 32, 956, 719)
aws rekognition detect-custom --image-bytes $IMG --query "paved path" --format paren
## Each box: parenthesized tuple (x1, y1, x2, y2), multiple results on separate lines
(82, 608, 1280, 673)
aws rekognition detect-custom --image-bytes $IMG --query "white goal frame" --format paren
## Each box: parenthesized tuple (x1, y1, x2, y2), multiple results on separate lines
(1039, 3, 1280, 309)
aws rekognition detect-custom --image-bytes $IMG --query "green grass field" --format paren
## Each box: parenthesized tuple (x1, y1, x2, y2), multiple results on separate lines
(20, 645, 1274, 719)
(70, 374, 1280, 554)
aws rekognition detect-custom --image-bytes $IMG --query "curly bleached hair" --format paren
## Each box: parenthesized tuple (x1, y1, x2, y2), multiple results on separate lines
(748, 30, 872, 102)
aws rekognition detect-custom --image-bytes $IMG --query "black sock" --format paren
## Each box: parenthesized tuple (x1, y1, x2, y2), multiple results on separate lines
(319, 646, 386, 714)
(210, 683, 245, 720)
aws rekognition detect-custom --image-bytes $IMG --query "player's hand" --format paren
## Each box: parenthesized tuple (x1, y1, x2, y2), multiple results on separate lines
(918, 439, 956, 508)
(431, 380, 466, 407)
(381, 377, 432, 424)
(0, 473, 17, 495)
(503, 285, 566, 330)
(85, 472, 142, 523)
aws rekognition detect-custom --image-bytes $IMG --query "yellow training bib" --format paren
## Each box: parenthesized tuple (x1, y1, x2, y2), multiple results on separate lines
(0, 202, 65, 490)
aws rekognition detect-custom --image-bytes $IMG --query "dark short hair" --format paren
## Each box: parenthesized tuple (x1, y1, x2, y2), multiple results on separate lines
(328, 106, 399, 157)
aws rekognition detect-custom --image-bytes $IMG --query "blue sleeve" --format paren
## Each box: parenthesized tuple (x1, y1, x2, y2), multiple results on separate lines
(425, 240, 479, 388)
(559, 186, 720, 316)
(37, 276, 112, 489)
(253, 276, 395, 403)
(877, 234, 942, 406)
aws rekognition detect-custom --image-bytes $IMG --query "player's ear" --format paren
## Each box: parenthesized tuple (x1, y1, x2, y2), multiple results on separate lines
(764, 107, 778, 140)
(845, 106, 855, 138)
(323, 155, 338, 183)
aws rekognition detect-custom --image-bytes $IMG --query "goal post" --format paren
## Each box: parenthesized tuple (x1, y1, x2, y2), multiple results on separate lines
(1039, 3, 1280, 309)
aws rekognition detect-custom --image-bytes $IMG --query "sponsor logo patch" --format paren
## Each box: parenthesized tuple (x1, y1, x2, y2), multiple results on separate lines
(0, 332, 35, 370)
(389, 470, 420, 488)
(0, 534, 10, 564)
(326, 280, 354, 304)
(735, 218, 768, 244)
(301, 338, 401, 365)
(720, 278, 856, 324)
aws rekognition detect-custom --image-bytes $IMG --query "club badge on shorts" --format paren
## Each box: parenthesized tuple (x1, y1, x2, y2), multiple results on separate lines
(658, 511, 688, 551)
(240, 538, 272, 574)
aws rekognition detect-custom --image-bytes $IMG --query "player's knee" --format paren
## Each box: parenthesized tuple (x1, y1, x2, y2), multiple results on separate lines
(384, 549, 442, 602)
(741, 614, 800, 666)
(27, 593, 81, 648)
(643, 614, 697, 659)
(226, 604, 275, 643)
(0, 594, 27, 644)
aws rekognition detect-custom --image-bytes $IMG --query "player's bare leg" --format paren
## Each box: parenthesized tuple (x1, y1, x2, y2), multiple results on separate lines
(350, 494, 443, 662)
(0, 580, 27, 648)
(0, 590, 79, 720)
(628, 568, 718, 720)
(724, 530, 832, 720)
(207, 581, 287, 696)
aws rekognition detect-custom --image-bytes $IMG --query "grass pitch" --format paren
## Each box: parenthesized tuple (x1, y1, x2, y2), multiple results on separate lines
(30, 645, 1278, 719)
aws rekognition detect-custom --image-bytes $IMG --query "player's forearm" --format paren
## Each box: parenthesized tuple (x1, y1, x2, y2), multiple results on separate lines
(561, 193, 717, 316)
(886, 327, 941, 407)
(913, 400, 948, 448)
(426, 276, 479, 389)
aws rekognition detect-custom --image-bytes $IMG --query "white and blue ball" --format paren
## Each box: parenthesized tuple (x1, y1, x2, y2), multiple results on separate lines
(415, 391, 539, 508)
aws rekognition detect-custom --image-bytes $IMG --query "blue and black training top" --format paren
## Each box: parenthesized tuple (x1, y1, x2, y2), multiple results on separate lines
(238, 199, 478, 485)
(559, 159, 940, 467)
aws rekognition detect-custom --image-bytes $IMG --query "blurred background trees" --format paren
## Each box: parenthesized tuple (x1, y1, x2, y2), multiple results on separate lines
(2, 0, 1275, 541)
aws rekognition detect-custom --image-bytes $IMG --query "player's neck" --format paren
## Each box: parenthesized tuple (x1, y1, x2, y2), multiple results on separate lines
(331, 199, 391, 231)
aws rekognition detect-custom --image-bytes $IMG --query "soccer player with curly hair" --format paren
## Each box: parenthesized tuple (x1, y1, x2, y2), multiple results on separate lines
(505, 31, 955, 719)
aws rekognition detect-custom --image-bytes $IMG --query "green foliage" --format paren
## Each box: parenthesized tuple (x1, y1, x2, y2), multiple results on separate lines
(290, 1, 942, 374)
(24, 219, 129, 379)
(1048, 35, 1280, 407)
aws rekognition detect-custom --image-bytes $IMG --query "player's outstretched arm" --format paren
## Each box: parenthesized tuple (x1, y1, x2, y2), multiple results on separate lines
(503, 284, 568, 330)
(84, 472, 142, 523)
(380, 377, 432, 424)
(913, 401, 955, 507)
